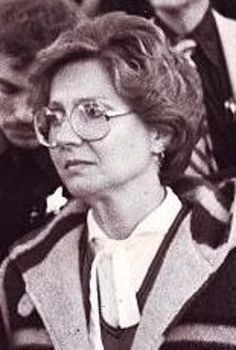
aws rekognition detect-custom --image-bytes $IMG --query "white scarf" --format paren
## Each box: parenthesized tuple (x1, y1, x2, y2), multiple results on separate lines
(88, 187, 182, 349)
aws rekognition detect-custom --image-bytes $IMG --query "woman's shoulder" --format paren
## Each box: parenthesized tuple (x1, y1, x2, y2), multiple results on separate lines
(0, 200, 87, 345)
(2, 200, 87, 276)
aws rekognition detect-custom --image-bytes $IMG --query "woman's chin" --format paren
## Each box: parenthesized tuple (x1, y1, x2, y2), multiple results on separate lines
(64, 179, 103, 200)
(65, 178, 116, 203)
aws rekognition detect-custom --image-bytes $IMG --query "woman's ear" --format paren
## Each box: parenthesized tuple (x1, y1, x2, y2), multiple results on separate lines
(149, 129, 170, 156)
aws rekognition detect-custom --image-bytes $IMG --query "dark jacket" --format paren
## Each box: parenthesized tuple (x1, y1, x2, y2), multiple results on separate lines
(0, 177, 236, 349)
(0, 146, 60, 261)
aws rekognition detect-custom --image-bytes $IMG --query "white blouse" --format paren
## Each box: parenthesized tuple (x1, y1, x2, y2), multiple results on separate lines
(87, 187, 182, 349)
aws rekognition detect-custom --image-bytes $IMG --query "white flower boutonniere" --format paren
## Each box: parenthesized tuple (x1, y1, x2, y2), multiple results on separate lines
(46, 186, 68, 215)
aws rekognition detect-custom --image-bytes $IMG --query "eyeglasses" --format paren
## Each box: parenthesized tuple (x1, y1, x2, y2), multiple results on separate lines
(34, 99, 131, 148)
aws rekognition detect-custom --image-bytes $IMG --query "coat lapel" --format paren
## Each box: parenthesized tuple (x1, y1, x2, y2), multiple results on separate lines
(23, 228, 89, 350)
(213, 10, 236, 100)
(132, 192, 236, 350)
(14, 202, 90, 350)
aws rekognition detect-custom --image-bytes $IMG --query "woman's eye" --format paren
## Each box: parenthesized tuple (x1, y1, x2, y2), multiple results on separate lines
(84, 103, 105, 119)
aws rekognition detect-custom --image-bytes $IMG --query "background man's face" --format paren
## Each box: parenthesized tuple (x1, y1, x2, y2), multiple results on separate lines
(0, 54, 38, 148)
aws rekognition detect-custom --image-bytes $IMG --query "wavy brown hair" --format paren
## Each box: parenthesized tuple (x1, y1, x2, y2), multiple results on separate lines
(30, 12, 204, 184)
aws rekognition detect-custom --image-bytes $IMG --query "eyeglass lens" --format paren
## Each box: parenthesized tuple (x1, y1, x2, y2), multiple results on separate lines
(34, 102, 111, 147)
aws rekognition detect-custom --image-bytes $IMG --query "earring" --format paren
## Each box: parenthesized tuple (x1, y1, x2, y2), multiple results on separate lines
(156, 151, 165, 168)
(225, 97, 236, 122)
(159, 151, 165, 162)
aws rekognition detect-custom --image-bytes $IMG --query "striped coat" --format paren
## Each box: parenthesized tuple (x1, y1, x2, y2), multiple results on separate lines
(1, 177, 236, 349)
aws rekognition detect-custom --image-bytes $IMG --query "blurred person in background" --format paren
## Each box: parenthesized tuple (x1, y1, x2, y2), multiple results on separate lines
(0, 0, 80, 261)
(149, 0, 236, 178)
(1, 12, 236, 349)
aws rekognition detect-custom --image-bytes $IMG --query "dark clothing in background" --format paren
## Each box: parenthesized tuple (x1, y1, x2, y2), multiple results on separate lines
(156, 9, 236, 173)
(189, 10, 236, 170)
(213, 0, 236, 19)
(0, 146, 60, 261)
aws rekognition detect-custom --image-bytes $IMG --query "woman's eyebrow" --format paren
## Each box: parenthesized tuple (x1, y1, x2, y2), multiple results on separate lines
(72, 97, 115, 110)
(48, 97, 115, 112)
(48, 101, 65, 110)
(73, 97, 102, 105)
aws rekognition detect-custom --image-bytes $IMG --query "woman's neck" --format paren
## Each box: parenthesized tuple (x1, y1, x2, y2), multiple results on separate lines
(88, 170, 165, 240)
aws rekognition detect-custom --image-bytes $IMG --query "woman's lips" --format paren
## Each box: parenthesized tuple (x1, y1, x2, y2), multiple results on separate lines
(64, 159, 95, 170)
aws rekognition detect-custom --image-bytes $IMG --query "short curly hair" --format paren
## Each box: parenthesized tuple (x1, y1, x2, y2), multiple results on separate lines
(30, 12, 204, 184)
(0, 0, 80, 69)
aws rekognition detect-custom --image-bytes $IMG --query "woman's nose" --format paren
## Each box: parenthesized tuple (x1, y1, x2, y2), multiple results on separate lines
(55, 118, 84, 146)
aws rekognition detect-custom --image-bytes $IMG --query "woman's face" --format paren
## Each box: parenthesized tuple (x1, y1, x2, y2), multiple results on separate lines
(49, 59, 161, 199)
